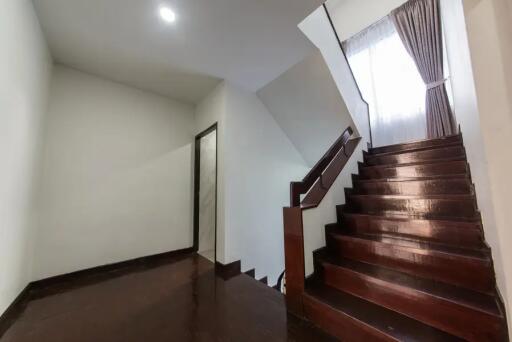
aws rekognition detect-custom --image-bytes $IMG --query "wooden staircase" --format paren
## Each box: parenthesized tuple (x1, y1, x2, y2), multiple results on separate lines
(302, 134, 508, 341)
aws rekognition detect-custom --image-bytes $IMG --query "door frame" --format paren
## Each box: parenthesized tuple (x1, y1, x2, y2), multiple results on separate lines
(193, 123, 218, 262)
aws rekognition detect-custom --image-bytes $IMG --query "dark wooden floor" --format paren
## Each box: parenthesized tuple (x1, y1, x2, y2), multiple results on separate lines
(1, 254, 334, 342)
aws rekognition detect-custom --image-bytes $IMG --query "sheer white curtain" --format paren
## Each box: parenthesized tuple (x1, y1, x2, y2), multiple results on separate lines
(343, 16, 427, 147)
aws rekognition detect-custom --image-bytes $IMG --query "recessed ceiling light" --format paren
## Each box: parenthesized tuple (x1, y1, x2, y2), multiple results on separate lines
(159, 6, 176, 23)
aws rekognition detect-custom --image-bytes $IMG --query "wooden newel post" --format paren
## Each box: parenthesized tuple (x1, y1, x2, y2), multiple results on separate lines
(282, 127, 356, 319)
(283, 206, 305, 317)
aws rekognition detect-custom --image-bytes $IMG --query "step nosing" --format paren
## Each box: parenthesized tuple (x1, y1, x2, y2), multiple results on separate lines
(357, 174, 471, 182)
(361, 158, 466, 170)
(367, 143, 464, 158)
(321, 259, 500, 316)
(305, 292, 399, 339)
(348, 194, 474, 200)
(354, 176, 470, 184)
(369, 135, 462, 154)
(305, 282, 465, 341)
(366, 154, 466, 164)
(340, 210, 481, 222)
(331, 233, 489, 260)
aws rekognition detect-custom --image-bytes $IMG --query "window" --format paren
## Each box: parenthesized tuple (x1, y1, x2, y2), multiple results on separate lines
(344, 17, 428, 147)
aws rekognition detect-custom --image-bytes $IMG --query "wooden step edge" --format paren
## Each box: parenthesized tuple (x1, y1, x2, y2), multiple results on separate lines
(350, 189, 475, 197)
(318, 260, 506, 342)
(353, 174, 471, 184)
(365, 141, 464, 158)
(356, 174, 471, 182)
(338, 205, 482, 223)
(354, 174, 471, 184)
(341, 230, 489, 256)
(304, 281, 463, 342)
(346, 209, 480, 222)
(318, 256, 501, 317)
(326, 222, 485, 252)
(328, 231, 491, 261)
(368, 134, 462, 155)
(360, 157, 466, 170)
(345, 202, 481, 222)
(347, 194, 475, 201)
(339, 210, 483, 225)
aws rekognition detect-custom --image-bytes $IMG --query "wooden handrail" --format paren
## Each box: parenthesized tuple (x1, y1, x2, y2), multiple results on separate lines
(283, 126, 361, 316)
(289, 127, 353, 207)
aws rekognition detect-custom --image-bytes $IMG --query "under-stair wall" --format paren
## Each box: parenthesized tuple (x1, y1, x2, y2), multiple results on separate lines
(195, 82, 309, 286)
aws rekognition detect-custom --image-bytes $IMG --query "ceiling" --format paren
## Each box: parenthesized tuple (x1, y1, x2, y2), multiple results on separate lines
(33, 0, 324, 104)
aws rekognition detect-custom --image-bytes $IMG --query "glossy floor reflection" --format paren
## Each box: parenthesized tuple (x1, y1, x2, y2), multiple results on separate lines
(1, 254, 334, 342)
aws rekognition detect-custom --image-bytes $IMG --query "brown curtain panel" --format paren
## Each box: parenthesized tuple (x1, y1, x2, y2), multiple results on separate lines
(391, 0, 456, 138)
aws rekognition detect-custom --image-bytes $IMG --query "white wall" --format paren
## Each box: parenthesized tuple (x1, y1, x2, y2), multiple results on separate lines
(195, 82, 309, 284)
(325, 0, 407, 41)
(459, 0, 512, 330)
(33, 66, 195, 280)
(299, 7, 370, 147)
(223, 83, 309, 285)
(440, 0, 506, 307)
(0, 0, 52, 315)
(258, 51, 355, 167)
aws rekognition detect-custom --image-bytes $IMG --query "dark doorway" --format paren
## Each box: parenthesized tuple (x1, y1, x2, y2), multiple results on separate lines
(193, 123, 218, 262)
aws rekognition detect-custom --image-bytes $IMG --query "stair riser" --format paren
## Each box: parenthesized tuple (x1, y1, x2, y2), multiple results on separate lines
(369, 135, 462, 154)
(364, 146, 465, 166)
(359, 161, 468, 179)
(347, 196, 477, 219)
(353, 179, 472, 196)
(327, 236, 494, 293)
(321, 263, 503, 342)
(303, 295, 398, 342)
(339, 214, 483, 248)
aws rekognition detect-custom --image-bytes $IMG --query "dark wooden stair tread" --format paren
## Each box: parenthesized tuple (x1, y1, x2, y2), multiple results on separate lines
(329, 230, 490, 260)
(345, 194, 478, 220)
(352, 177, 473, 196)
(360, 157, 467, 170)
(305, 280, 463, 341)
(293, 135, 507, 341)
(327, 222, 484, 252)
(355, 174, 470, 183)
(319, 256, 500, 317)
(366, 141, 463, 158)
(340, 206, 481, 223)
(358, 160, 469, 180)
(354, 175, 471, 185)
(364, 146, 466, 167)
(340, 210, 481, 224)
(348, 194, 474, 200)
(369, 134, 462, 155)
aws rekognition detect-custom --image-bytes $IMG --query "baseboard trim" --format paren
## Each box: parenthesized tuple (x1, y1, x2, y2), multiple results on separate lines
(0, 247, 195, 338)
(215, 260, 241, 280)
(0, 285, 31, 338)
(31, 247, 195, 297)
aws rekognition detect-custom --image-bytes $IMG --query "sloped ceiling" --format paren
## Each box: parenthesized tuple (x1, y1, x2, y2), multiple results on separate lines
(258, 51, 354, 166)
(33, 0, 324, 104)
